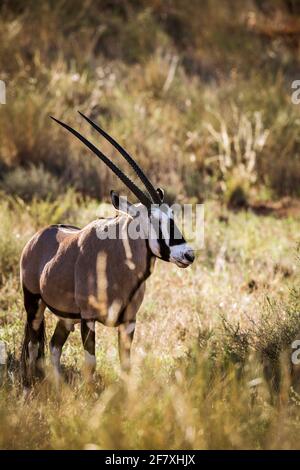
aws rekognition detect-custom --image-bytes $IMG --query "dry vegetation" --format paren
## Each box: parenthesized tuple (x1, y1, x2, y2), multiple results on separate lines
(0, 197, 300, 449)
(1, 0, 300, 202)
(0, 0, 300, 450)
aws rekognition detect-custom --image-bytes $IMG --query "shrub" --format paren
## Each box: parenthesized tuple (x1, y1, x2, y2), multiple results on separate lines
(1, 165, 62, 201)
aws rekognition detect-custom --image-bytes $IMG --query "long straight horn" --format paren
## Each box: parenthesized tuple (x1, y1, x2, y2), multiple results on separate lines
(78, 111, 162, 204)
(50, 116, 152, 208)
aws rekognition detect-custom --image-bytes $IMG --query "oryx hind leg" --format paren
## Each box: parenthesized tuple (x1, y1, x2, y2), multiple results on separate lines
(81, 320, 96, 380)
(49, 319, 74, 382)
(21, 286, 46, 386)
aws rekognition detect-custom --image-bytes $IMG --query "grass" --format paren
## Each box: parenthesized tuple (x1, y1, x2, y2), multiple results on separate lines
(1, 0, 300, 450)
(0, 196, 299, 449)
(1, 1, 300, 201)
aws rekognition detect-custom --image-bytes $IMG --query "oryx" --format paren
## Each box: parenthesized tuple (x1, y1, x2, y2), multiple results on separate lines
(20, 112, 195, 385)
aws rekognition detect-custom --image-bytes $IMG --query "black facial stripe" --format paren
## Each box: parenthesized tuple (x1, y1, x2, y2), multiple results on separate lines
(169, 218, 186, 247)
(149, 212, 186, 260)
(149, 215, 170, 261)
(158, 225, 171, 261)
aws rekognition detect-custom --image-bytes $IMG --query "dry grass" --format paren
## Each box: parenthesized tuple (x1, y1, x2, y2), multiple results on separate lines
(1, 1, 300, 201)
(0, 197, 299, 449)
(1, 0, 300, 450)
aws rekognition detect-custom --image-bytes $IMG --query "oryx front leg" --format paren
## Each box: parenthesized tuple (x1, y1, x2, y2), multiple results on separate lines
(81, 320, 96, 380)
(118, 321, 136, 373)
(49, 320, 73, 382)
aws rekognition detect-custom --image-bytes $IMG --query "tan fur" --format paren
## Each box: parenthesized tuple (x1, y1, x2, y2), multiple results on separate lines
(21, 214, 154, 326)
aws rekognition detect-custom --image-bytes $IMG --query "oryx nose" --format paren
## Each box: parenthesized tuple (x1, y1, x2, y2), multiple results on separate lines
(184, 251, 195, 263)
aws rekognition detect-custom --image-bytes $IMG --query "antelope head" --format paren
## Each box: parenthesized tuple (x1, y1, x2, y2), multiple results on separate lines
(50, 112, 195, 268)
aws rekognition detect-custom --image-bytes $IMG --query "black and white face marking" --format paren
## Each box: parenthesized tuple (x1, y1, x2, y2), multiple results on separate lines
(148, 205, 195, 268)
(110, 193, 195, 268)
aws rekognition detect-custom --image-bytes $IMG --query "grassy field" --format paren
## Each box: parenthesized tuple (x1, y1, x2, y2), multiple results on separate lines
(2, 1, 300, 204)
(1, 0, 300, 450)
(0, 196, 299, 449)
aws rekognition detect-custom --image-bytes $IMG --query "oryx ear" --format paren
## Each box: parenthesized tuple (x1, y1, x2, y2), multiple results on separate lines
(110, 190, 133, 214)
(156, 187, 164, 202)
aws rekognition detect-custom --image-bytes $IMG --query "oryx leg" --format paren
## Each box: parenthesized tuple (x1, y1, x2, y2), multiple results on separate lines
(118, 321, 136, 372)
(117, 284, 144, 373)
(81, 319, 96, 379)
(21, 286, 46, 385)
(49, 319, 74, 380)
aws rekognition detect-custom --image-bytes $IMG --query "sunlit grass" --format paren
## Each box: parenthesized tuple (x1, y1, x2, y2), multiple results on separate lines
(0, 196, 299, 449)
(1, 1, 300, 201)
(1, 0, 300, 450)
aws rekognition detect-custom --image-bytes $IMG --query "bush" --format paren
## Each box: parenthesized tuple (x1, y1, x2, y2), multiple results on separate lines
(1, 0, 300, 202)
(1, 166, 62, 201)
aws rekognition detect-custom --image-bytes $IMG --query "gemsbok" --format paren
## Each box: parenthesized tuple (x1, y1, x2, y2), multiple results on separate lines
(20, 112, 195, 386)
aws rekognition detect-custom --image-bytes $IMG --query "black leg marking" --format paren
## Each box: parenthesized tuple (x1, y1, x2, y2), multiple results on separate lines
(50, 320, 71, 350)
(81, 320, 96, 376)
(49, 320, 72, 378)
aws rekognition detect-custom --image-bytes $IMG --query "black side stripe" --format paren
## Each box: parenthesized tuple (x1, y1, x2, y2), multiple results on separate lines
(22, 285, 81, 320)
(41, 297, 81, 320)
(158, 225, 171, 261)
(149, 217, 170, 261)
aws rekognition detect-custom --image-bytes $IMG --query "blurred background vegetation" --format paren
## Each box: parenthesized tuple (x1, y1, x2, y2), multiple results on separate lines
(1, 0, 300, 205)
(1, 0, 300, 450)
